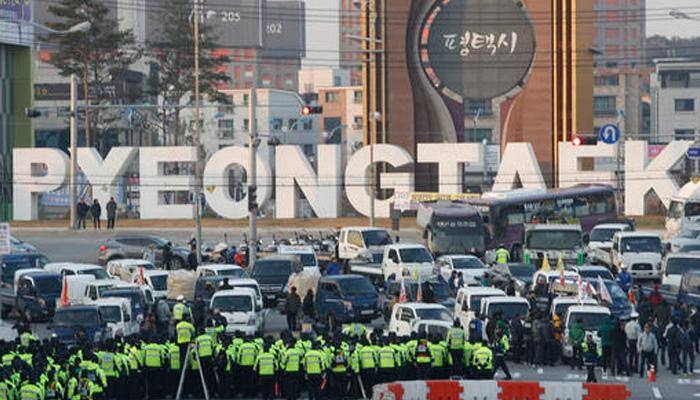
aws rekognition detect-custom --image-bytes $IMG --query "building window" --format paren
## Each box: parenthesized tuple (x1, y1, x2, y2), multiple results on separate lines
(217, 119, 234, 139)
(242, 94, 249, 106)
(675, 99, 695, 112)
(353, 116, 363, 129)
(243, 119, 249, 132)
(324, 91, 339, 103)
(675, 129, 695, 140)
(594, 96, 617, 116)
(464, 99, 492, 115)
(353, 91, 363, 104)
(466, 128, 492, 143)
(270, 118, 283, 131)
(594, 75, 619, 86)
(288, 119, 298, 131)
(302, 119, 313, 130)
(333, 76, 342, 86)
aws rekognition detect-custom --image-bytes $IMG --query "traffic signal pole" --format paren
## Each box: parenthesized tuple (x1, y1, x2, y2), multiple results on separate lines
(248, 87, 258, 267)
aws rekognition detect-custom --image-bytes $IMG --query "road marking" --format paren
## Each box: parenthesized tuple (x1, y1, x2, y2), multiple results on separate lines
(652, 387, 662, 400)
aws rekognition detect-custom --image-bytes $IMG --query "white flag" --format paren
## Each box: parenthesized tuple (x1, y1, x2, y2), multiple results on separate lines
(598, 275, 613, 304)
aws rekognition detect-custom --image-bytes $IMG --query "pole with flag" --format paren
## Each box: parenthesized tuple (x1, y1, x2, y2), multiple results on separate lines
(576, 275, 586, 304)
(398, 277, 407, 303)
(557, 254, 565, 285)
(598, 275, 613, 304)
(416, 276, 423, 303)
(540, 255, 551, 272)
(59, 276, 70, 307)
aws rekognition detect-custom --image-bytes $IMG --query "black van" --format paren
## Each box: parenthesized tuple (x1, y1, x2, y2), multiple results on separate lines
(251, 255, 302, 307)
(678, 270, 700, 308)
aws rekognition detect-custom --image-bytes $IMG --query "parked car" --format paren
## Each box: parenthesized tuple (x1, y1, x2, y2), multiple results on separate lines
(570, 265, 614, 281)
(93, 298, 139, 338)
(382, 277, 453, 320)
(316, 275, 381, 330)
(196, 264, 246, 278)
(51, 305, 111, 345)
(388, 303, 451, 337)
(210, 288, 264, 335)
(98, 234, 189, 268)
(585, 278, 634, 319)
(250, 255, 302, 307)
(435, 255, 487, 286)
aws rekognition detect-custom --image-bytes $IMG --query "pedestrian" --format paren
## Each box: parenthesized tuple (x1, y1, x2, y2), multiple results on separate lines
(326, 257, 340, 276)
(569, 318, 585, 369)
(599, 315, 614, 374)
(90, 199, 102, 229)
(162, 242, 173, 270)
(285, 286, 302, 332)
(612, 318, 629, 376)
(143, 244, 156, 264)
(637, 323, 658, 378)
(681, 321, 696, 375)
(583, 334, 601, 382)
(665, 318, 681, 375)
(509, 313, 524, 364)
(625, 312, 642, 373)
(219, 277, 233, 290)
(106, 197, 117, 229)
(76, 198, 89, 229)
(187, 245, 198, 270)
(303, 289, 315, 320)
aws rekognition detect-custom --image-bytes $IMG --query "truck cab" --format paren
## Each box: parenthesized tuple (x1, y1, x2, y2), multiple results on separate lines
(605, 232, 663, 280)
(228, 279, 264, 310)
(338, 227, 393, 261)
(480, 296, 530, 338)
(100, 284, 153, 321)
(51, 305, 111, 345)
(84, 280, 118, 302)
(93, 298, 139, 338)
(587, 223, 632, 263)
(454, 287, 506, 329)
(315, 275, 381, 330)
(278, 245, 319, 274)
(388, 302, 452, 337)
(522, 224, 585, 267)
(45, 263, 113, 281)
(382, 244, 435, 281)
(210, 288, 264, 335)
(562, 305, 611, 358)
(661, 253, 700, 288)
(550, 297, 599, 319)
(14, 271, 61, 321)
(130, 270, 169, 300)
(411, 319, 453, 337)
(436, 255, 487, 286)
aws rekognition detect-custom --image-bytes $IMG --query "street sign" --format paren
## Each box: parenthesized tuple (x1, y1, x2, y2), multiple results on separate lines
(599, 124, 621, 145)
(0, 223, 10, 255)
(687, 147, 700, 159)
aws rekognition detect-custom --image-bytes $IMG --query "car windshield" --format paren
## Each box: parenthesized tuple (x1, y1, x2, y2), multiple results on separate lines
(578, 269, 614, 280)
(253, 261, 292, 277)
(620, 237, 662, 253)
(590, 228, 619, 242)
(452, 257, 485, 270)
(666, 258, 700, 275)
(554, 303, 576, 317)
(509, 264, 536, 278)
(149, 275, 168, 291)
(362, 230, 392, 246)
(527, 230, 582, 250)
(79, 268, 110, 280)
(103, 291, 142, 312)
(426, 325, 448, 338)
(338, 278, 376, 296)
(470, 295, 492, 311)
(686, 202, 700, 218)
(680, 244, 700, 253)
(415, 308, 451, 322)
(399, 248, 433, 263)
(220, 268, 245, 278)
(34, 277, 61, 294)
(54, 309, 99, 328)
(568, 312, 609, 331)
(486, 303, 529, 320)
(99, 306, 122, 323)
(212, 295, 252, 313)
(297, 254, 317, 267)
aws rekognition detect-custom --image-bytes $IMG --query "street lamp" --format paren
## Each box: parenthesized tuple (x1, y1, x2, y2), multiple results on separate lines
(6, 18, 91, 229)
(323, 124, 348, 144)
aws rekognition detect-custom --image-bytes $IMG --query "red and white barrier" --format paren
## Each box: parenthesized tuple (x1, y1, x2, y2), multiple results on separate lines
(372, 380, 631, 400)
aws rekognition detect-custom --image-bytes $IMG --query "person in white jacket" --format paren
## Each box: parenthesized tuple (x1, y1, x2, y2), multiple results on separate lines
(625, 313, 642, 372)
(638, 323, 659, 378)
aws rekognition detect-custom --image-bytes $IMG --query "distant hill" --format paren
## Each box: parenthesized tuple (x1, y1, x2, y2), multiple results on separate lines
(646, 35, 700, 63)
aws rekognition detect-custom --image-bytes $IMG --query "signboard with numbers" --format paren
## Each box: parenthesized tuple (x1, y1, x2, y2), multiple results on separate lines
(260, 1, 305, 59)
(0, 223, 10, 255)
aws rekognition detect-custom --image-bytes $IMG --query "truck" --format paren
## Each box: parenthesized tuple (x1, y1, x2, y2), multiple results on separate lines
(350, 243, 436, 283)
(337, 227, 393, 261)
(522, 224, 586, 267)
(594, 231, 663, 280)
(587, 223, 633, 263)
(50, 305, 112, 346)
(93, 298, 139, 338)
(315, 275, 381, 331)
(388, 302, 452, 337)
(562, 305, 611, 359)
(11, 270, 61, 321)
(416, 202, 485, 256)
(129, 270, 169, 300)
(454, 287, 506, 330)
(210, 288, 265, 335)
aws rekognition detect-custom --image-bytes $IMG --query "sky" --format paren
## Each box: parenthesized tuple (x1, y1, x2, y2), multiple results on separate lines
(647, 0, 700, 38)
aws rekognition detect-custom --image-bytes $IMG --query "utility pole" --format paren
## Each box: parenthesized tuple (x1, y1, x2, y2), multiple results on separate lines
(193, 0, 203, 263)
(368, 0, 377, 227)
(69, 74, 78, 229)
(248, 87, 258, 267)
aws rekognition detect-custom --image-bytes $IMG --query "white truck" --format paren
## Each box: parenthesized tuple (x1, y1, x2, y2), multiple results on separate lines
(522, 224, 585, 267)
(93, 298, 139, 338)
(435, 255, 487, 286)
(350, 243, 436, 283)
(130, 270, 169, 300)
(278, 245, 319, 274)
(587, 223, 633, 263)
(562, 305, 611, 359)
(388, 302, 452, 337)
(594, 232, 663, 280)
(661, 253, 700, 287)
(210, 288, 265, 335)
(480, 296, 530, 330)
(454, 287, 506, 330)
(338, 227, 393, 261)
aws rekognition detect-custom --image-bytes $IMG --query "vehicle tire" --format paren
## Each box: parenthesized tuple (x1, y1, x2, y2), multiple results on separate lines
(172, 257, 186, 270)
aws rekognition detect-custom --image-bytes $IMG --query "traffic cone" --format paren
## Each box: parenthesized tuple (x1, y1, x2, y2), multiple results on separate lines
(648, 365, 656, 382)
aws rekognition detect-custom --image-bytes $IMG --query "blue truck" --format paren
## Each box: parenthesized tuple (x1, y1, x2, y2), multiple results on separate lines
(0, 253, 50, 318)
(15, 271, 61, 321)
(315, 275, 381, 331)
(51, 305, 112, 346)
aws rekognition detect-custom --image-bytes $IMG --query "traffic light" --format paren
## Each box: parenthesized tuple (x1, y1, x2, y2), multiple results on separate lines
(301, 105, 323, 115)
(25, 108, 42, 118)
(572, 135, 598, 146)
(248, 185, 258, 212)
(572, 135, 583, 146)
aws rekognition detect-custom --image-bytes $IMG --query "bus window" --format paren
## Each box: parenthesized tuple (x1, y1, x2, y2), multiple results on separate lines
(574, 197, 590, 217)
(669, 201, 683, 219)
(503, 206, 525, 226)
(590, 195, 608, 215)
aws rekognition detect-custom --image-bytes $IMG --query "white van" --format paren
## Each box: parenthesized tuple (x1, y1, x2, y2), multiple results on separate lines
(562, 305, 611, 358)
(228, 279, 264, 310)
(210, 288, 264, 335)
(278, 245, 319, 274)
(480, 296, 530, 339)
(94, 298, 139, 338)
(667, 181, 700, 239)
(662, 253, 700, 287)
(388, 302, 452, 337)
(454, 287, 506, 329)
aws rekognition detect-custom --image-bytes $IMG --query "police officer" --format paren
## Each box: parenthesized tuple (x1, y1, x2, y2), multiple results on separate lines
(237, 336, 259, 398)
(195, 328, 216, 394)
(472, 341, 494, 380)
(446, 319, 465, 375)
(143, 338, 166, 399)
(303, 342, 326, 400)
(583, 334, 602, 382)
(428, 335, 450, 379)
(377, 337, 398, 383)
(492, 327, 512, 380)
(357, 337, 378, 396)
(254, 343, 278, 400)
(413, 333, 432, 380)
(281, 338, 303, 400)
(329, 339, 349, 396)
(175, 316, 196, 368)
(495, 244, 510, 264)
(172, 296, 191, 324)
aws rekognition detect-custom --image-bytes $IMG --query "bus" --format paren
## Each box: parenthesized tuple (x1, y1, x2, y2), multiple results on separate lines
(463, 185, 616, 251)
(416, 202, 485, 256)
